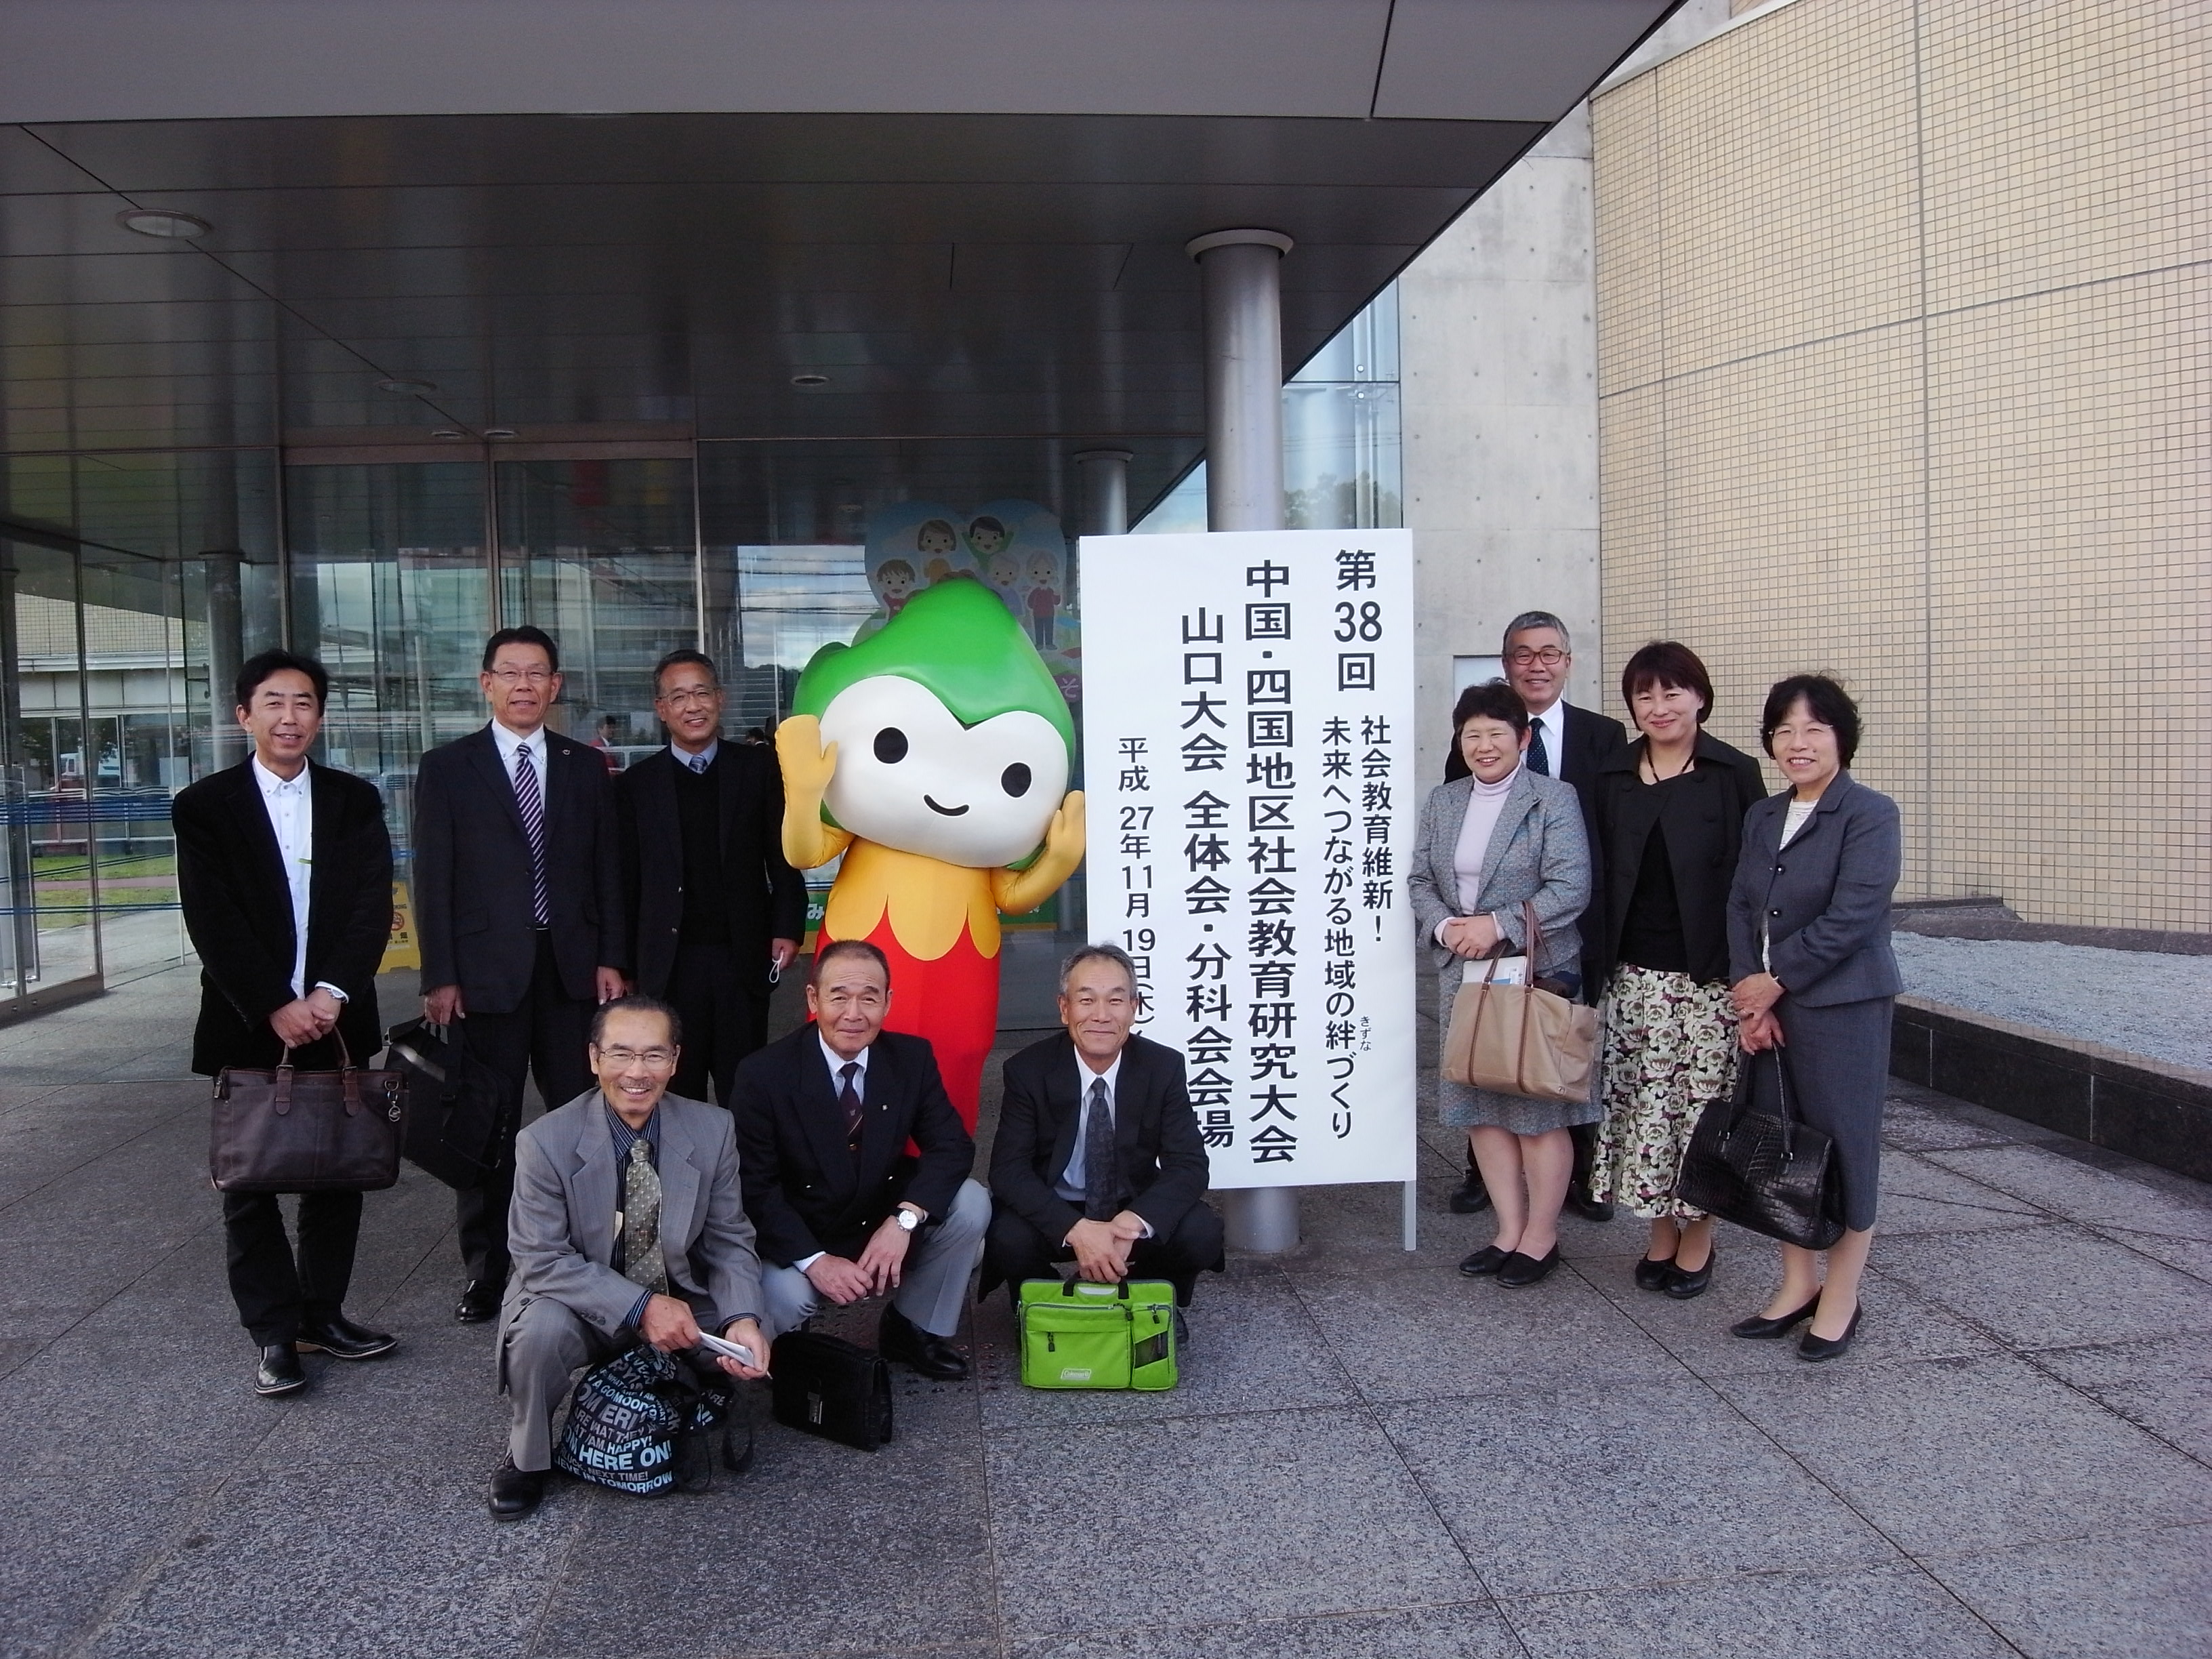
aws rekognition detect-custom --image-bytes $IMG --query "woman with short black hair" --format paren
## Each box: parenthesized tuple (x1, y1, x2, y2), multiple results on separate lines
(1586, 642, 1766, 1300)
(1410, 680, 1593, 1288)
(1725, 674, 1902, 1360)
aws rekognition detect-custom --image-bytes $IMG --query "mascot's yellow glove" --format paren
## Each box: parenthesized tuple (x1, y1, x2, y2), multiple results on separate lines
(775, 715, 848, 869)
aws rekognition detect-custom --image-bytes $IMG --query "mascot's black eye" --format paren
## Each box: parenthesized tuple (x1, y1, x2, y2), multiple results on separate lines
(873, 727, 908, 763)
(1001, 762, 1032, 798)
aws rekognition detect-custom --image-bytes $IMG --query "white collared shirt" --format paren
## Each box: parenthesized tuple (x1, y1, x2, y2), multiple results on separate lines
(489, 719, 546, 810)
(1524, 697, 1564, 777)
(1057, 1050, 1124, 1201)
(251, 757, 345, 1006)
(670, 737, 720, 775)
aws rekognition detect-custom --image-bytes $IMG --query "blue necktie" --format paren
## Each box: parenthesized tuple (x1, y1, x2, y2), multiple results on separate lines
(513, 743, 550, 925)
(1083, 1078, 1120, 1221)
(1527, 715, 1551, 777)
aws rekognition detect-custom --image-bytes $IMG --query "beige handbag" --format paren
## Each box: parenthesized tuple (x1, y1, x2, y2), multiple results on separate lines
(1441, 901, 1600, 1103)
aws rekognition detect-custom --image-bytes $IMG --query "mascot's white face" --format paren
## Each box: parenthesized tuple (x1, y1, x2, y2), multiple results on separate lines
(818, 675, 1068, 867)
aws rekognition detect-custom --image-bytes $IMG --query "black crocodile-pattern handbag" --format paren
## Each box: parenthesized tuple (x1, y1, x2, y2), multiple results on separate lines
(1675, 1048, 1846, 1250)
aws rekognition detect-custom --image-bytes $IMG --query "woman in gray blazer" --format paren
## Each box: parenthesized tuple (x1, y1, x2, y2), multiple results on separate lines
(1410, 681, 1593, 1288)
(1725, 675, 1902, 1361)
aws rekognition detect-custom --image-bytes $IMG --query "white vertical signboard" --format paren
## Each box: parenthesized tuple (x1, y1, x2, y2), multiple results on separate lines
(1079, 529, 1418, 1189)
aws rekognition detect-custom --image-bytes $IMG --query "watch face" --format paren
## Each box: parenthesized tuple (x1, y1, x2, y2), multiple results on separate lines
(897, 1209, 918, 1230)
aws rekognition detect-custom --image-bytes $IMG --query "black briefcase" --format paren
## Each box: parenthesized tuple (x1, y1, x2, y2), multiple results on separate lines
(1674, 1048, 1847, 1250)
(769, 1330, 895, 1452)
(386, 1018, 502, 1189)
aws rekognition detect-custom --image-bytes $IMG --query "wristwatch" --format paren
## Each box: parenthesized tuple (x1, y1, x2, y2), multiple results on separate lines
(894, 1205, 922, 1232)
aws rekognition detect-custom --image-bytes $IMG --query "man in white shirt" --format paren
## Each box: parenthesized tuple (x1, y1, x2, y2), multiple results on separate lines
(173, 651, 397, 1396)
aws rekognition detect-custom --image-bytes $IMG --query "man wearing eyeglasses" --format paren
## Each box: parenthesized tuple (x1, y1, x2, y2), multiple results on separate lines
(615, 649, 806, 1110)
(984, 943, 1223, 1308)
(1445, 611, 1626, 1222)
(490, 995, 769, 1519)
(415, 626, 630, 1324)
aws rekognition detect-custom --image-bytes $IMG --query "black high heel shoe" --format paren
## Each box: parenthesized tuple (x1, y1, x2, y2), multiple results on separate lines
(1496, 1245, 1561, 1288)
(1798, 1305, 1863, 1362)
(1664, 1248, 1717, 1300)
(1633, 1255, 1675, 1292)
(1729, 1294, 1822, 1339)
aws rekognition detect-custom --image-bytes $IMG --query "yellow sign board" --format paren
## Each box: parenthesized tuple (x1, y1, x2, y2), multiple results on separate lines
(381, 880, 421, 973)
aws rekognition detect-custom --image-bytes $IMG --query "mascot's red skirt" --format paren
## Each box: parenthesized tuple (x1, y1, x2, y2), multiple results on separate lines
(820, 912, 997, 1132)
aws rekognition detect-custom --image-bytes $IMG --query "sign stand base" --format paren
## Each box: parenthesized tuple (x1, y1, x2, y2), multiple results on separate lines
(1224, 1187, 1300, 1253)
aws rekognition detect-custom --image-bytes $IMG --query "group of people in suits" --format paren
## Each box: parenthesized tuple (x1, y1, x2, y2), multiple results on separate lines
(1412, 611, 1902, 1360)
(175, 635, 1223, 1521)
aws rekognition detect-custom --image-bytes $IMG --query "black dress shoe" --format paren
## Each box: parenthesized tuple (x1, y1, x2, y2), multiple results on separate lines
(1458, 1246, 1509, 1277)
(488, 1459, 548, 1520)
(1448, 1176, 1494, 1216)
(723, 1418, 756, 1475)
(1798, 1305, 1863, 1362)
(1495, 1246, 1561, 1288)
(295, 1314, 397, 1360)
(254, 1343, 308, 1397)
(1563, 1187, 1616, 1223)
(1729, 1294, 1822, 1339)
(455, 1280, 504, 1324)
(879, 1305, 969, 1380)
(1633, 1255, 1676, 1292)
(1664, 1248, 1717, 1301)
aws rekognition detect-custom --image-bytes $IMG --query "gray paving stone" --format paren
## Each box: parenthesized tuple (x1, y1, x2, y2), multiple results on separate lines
(1714, 1352, 2212, 1556)
(1924, 1143, 2212, 1241)
(1381, 1376, 1898, 1597)
(1010, 1603, 1520, 1659)
(1879, 1086, 2043, 1153)
(85, 1465, 584, 1659)
(2090, 1224, 2212, 1284)
(1293, 1261, 1683, 1403)
(0, 1473, 201, 1659)
(1500, 1561, 2018, 1658)
(985, 1406, 1481, 1635)
(1925, 1523, 2212, 1659)
(0, 1335, 46, 1382)
(0, 1323, 293, 1476)
(2028, 1332, 2212, 1463)
(1877, 1149, 2052, 1236)
(1876, 1222, 2212, 1349)
(974, 1267, 1356, 1430)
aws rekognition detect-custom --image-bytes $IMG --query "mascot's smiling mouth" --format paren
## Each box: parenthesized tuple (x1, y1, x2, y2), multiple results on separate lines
(924, 795, 970, 817)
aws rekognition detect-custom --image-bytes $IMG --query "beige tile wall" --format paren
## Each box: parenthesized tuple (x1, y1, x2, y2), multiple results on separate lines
(1593, 0, 2211, 933)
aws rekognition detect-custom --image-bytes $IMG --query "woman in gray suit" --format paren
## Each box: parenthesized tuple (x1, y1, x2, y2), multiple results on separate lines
(1410, 681, 1593, 1288)
(1726, 675, 1902, 1361)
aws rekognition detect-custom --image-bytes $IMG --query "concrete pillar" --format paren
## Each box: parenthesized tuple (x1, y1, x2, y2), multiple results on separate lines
(1186, 227, 1299, 1255)
(1073, 449, 1132, 537)
(201, 552, 245, 773)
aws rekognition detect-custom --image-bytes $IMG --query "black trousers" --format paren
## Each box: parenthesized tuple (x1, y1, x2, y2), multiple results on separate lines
(985, 1200, 1226, 1307)
(455, 933, 594, 1285)
(224, 1189, 363, 1346)
(665, 941, 771, 1109)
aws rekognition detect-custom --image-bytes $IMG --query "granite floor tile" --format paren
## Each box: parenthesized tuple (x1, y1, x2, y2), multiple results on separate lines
(1294, 1261, 1682, 1403)
(1921, 1523, 2212, 1659)
(1879, 1087, 2043, 1153)
(1500, 1561, 2017, 1658)
(973, 1267, 1356, 1429)
(985, 1406, 1481, 1635)
(1923, 1143, 2212, 1240)
(2087, 1224, 2212, 1284)
(1010, 1603, 1521, 1659)
(2027, 1332, 2212, 1463)
(0, 1473, 201, 1659)
(86, 1465, 585, 1659)
(1877, 1149, 2053, 1235)
(1875, 1222, 2212, 1349)
(1382, 1375, 1896, 1597)
(1714, 1352, 2212, 1556)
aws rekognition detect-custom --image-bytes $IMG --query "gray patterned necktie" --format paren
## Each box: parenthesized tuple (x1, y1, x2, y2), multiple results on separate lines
(621, 1139, 668, 1296)
(1082, 1076, 1119, 1221)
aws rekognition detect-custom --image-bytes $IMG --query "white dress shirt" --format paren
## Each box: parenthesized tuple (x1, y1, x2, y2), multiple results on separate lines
(670, 737, 720, 774)
(1525, 699, 1563, 777)
(251, 757, 345, 1006)
(794, 1036, 873, 1271)
(489, 719, 546, 808)
(1058, 1050, 1153, 1237)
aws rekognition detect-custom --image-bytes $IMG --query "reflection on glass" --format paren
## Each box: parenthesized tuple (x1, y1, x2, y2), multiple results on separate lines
(726, 544, 879, 732)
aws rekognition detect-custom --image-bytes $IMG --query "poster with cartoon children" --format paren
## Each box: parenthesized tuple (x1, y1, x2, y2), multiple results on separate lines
(859, 504, 979, 639)
(859, 500, 1078, 684)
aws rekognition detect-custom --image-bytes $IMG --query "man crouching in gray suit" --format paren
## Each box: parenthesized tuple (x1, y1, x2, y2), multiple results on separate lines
(489, 995, 771, 1520)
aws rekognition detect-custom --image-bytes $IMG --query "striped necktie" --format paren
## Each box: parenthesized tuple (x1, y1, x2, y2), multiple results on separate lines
(513, 742, 551, 925)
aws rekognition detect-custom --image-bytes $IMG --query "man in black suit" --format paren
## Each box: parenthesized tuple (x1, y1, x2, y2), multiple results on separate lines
(729, 939, 988, 1380)
(415, 626, 628, 1323)
(617, 649, 806, 1109)
(173, 650, 396, 1397)
(985, 943, 1223, 1307)
(1445, 611, 1627, 1221)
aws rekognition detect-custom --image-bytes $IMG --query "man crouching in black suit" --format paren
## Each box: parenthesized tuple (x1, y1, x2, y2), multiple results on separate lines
(986, 943, 1224, 1308)
(729, 939, 989, 1380)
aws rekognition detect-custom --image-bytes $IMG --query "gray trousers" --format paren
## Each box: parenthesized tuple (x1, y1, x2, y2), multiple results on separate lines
(760, 1178, 990, 1340)
(501, 1296, 629, 1472)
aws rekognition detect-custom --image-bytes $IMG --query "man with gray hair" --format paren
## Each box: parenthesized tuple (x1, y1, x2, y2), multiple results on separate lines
(985, 943, 1223, 1305)
(1446, 610, 1626, 1222)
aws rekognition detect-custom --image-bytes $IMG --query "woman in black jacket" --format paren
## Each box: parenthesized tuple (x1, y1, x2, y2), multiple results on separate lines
(1587, 642, 1766, 1300)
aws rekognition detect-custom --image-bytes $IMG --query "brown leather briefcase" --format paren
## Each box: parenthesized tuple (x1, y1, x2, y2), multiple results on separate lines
(209, 1033, 407, 1193)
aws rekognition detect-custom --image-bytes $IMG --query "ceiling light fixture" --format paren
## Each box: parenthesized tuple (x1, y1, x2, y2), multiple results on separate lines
(790, 373, 830, 387)
(483, 427, 517, 439)
(376, 377, 438, 394)
(117, 209, 211, 239)
(430, 428, 467, 440)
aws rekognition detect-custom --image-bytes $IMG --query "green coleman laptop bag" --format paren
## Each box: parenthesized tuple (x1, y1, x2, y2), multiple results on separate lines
(1017, 1277, 1177, 1391)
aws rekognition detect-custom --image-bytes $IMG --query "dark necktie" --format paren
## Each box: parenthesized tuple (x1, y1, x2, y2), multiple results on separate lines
(839, 1061, 863, 1151)
(1083, 1076, 1119, 1221)
(1527, 714, 1551, 777)
(620, 1139, 668, 1296)
(513, 742, 551, 924)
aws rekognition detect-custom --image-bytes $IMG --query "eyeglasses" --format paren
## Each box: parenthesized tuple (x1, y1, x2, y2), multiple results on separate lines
(595, 1046, 676, 1069)
(1504, 647, 1568, 667)
(488, 668, 555, 686)
(656, 687, 720, 707)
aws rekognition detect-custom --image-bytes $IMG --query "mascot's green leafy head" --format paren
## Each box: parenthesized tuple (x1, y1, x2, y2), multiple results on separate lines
(794, 577, 1074, 754)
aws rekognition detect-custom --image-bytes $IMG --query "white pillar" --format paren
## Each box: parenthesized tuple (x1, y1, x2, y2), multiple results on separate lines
(1186, 227, 1300, 1254)
(1074, 449, 1132, 537)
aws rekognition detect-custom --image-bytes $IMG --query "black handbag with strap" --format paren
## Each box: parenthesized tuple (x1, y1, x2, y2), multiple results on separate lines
(770, 1330, 895, 1452)
(209, 1032, 406, 1193)
(385, 1017, 503, 1189)
(1673, 1047, 1846, 1250)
